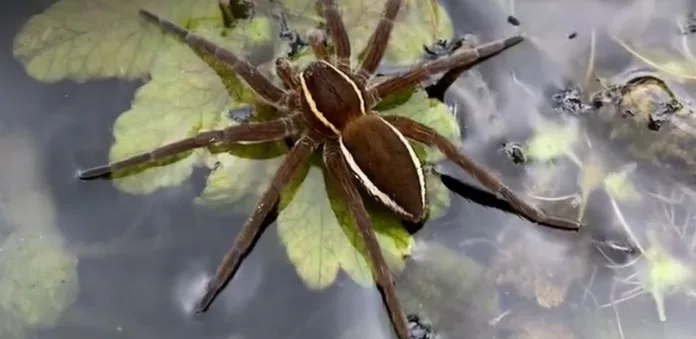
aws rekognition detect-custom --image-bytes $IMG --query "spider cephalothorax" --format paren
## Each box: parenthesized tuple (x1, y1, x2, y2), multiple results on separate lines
(78, 1, 580, 338)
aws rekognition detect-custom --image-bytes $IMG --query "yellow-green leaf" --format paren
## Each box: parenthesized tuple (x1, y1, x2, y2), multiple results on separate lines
(277, 160, 412, 289)
(0, 229, 78, 331)
(107, 16, 273, 195)
(13, 0, 221, 82)
(194, 111, 288, 214)
(425, 171, 450, 220)
(108, 37, 227, 194)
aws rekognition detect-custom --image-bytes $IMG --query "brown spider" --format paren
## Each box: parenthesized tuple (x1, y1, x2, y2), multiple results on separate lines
(77, 1, 581, 337)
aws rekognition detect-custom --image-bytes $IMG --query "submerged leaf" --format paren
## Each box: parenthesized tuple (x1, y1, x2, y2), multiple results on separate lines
(0, 229, 78, 332)
(277, 162, 412, 289)
(13, 0, 221, 82)
(524, 121, 579, 161)
(604, 165, 641, 202)
(397, 242, 500, 337)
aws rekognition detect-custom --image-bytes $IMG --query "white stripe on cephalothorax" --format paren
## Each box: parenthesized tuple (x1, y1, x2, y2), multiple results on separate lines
(299, 70, 340, 134)
(338, 116, 425, 217)
(318, 60, 366, 115)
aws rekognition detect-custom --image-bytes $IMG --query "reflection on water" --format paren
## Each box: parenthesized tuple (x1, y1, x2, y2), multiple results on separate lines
(6, 0, 696, 338)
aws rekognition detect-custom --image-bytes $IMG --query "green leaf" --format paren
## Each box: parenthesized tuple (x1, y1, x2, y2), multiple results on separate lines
(0, 229, 78, 331)
(425, 170, 450, 220)
(277, 160, 413, 289)
(107, 17, 273, 195)
(13, 0, 221, 82)
(194, 115, 288, 214)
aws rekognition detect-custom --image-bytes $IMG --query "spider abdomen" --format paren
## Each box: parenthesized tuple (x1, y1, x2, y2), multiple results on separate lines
(339, 115, 426, 222)
(299, 60, 366, 134)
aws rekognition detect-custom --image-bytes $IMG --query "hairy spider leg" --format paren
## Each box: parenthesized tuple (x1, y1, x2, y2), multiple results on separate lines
(355, 0, 403, 84)
(196, 134, 321, 312)
(384, 115, 581, 231)
(323, 140, 410, 339)
(307, 28, 329, 61)
(77, 115, 301, 179)
(366, 35, 524, 107)
(275, 57, 301, 90)
(138, 10, 292, 110)
(321, 0, 351, 72)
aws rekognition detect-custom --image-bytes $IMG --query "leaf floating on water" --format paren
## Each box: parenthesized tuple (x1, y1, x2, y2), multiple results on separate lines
(277, 163, 412, 289)
(0, 229, 78, 333)
(12, 0, 221, 82)
(195, 108, 288, 213)
(108, 18, 272, 195)
(424, 172, 450, 220)
(108, 38, 227, 194)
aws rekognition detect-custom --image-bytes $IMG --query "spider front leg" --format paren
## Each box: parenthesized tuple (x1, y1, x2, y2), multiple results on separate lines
(355, 0, 403, 85)
(139, 10, 290, 110)
(383, 116, 581, 231)
(366, 35, 523, 107)
(323, 140, 410, 339)
(77, 115, 302, 180)
(197, 133, 322, 312)
(307, 28, 330, 61)
(320, 0, 351, 72)
(275, 57, 300, 90)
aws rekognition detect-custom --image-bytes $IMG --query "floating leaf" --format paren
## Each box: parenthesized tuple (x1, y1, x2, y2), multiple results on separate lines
(0, 229, 78, 333)
(277, 161, 412, 289)
(194, 108, 288, 214)
(12, 0, 221, 82)
(425, 171, 450, 220)
(108, 17, 272, 195)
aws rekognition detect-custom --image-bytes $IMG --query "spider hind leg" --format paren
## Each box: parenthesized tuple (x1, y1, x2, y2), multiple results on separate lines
(384, 115, 581, 231)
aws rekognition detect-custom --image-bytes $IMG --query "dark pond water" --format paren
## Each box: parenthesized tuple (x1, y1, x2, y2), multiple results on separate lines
(5, 0, 696, 338)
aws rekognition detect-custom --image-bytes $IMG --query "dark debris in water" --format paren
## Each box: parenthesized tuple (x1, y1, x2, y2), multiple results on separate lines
(422, 35, 477, 61)
(589, 84, 622, 111)
(501, 142, 527, 164)
(273, 9, 308, 58)
(407, 314, 437, 339)
(568, 32, 577, 39)
(550, 86, 593, 116)
(681, 12, 696, 35)
(648, 100, 681, 131)
(227, 104, 253, 123)
(507, 15, 520, 26)
(219, 0, 255, 27)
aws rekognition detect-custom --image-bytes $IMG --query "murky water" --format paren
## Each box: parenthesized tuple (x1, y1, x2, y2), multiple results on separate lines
(4, 0, 696, 338)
